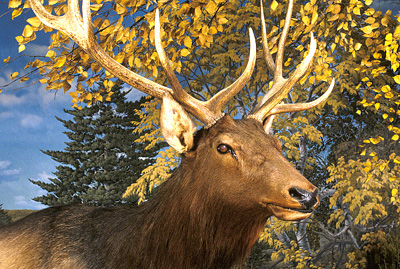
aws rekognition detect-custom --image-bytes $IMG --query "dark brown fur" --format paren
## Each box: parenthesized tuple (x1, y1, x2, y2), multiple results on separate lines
(0, 116, 318, 268)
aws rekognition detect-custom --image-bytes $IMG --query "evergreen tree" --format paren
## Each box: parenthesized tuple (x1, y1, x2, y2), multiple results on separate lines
(31, 83, 161, 206)
(0, 204, 11, 226)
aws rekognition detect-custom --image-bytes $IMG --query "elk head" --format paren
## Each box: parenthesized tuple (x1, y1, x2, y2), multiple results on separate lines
(28, 0, 334, 221)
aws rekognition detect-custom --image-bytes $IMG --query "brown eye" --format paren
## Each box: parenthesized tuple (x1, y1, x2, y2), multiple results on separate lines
(217, 144, 238, 160)
(217, 144, 230, 154)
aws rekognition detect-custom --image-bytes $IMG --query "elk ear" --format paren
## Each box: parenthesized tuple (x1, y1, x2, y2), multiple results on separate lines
(160, 92, 196, 153)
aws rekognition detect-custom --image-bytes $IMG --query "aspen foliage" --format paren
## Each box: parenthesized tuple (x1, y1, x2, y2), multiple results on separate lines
(2, 0, 400, 266)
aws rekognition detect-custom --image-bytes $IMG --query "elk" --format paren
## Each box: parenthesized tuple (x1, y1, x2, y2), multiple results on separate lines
(0, 0, 334, 268)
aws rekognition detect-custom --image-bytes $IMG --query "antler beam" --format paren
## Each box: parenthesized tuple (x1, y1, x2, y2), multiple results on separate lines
(28, 0, 257, 127)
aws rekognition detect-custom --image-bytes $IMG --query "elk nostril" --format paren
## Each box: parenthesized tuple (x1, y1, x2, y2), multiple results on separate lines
(288, 187, 318, 210)
(289, 187, 303, 199)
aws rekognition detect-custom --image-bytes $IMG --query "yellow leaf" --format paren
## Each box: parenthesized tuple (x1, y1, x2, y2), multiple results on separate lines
(383, 114, 388, 119)
(209, 26, 217, 35)
(18, 44, 25, 52)
(332, 4, 341, 14)
(311, 11, 318, 24)
(381, 85, 391, 92)
(54, 56, 66, 68)
(370, 137, 383, 144)
(205, 1, 216, 14)
(3, 56, 10, 63)
(365, 0, 373, 5)
(9, 0, 22, 8)
(20, 77, 29, 82)
(39, 78, 47, 84)
(394, 157, 400, 164)
(85, 93, 93, 100)
(365, 17, 375, 24)
(385, 92, 394, 99)
(194, 6, 202, 18)
(353, 7, 360, 15)
(393, 134, 399, 141)
(22, 25, 34, 38)
(181, 49, 190, 57)
(218, 17, 228, 24)
(69, 92, 78, 98)
(355, 43, 362, 50)
(393, 75, 400, 84)
(12, 8, 23, 19)
(271, 0, 278, 11)
(379, 162, 386, 171)
(356, 110, 361, 115)
(361, 26, 372, 35)
(184, 36, 192, 48)
(381, 17, 389, 27)
(375, 103, 380, 110)
(331, 43, 336, 52)
(134, 57, 141, 68)
(46, 50, 56, 58)
(10, 71, 19, 80)
(392, 188, 398, 196)
(27, 17, 42, 27)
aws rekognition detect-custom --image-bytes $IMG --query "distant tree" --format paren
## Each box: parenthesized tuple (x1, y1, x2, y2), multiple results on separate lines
(31, 82, 162, 206)
(0, 204, 11, 226)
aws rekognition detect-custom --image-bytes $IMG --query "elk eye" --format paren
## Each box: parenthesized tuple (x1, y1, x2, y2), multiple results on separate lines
(217, 144, 237, 160)
(217, 144, 230, 154)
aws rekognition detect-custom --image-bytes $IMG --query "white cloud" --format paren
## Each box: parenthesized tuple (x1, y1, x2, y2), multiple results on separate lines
(26, 44, 49, 56)
(0, 160, 11, 170)
(0, 168, 20, 176)
(0, 93, 28, 106)
(0, 160, 20, 176)
(20, 114, 44, 129)
(0, 177, 47, 210)
(31, 171, 52, 183)
(14, 195, 30, 206)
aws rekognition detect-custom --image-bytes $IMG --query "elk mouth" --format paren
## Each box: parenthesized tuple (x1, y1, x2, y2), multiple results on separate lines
(261, 202, 315, 221)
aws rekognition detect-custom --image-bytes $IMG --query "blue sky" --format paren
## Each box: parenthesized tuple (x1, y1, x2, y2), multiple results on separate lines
(0, 3, 143, 209)
(0, 0, 398, 210)
(0, 3, 70, 209)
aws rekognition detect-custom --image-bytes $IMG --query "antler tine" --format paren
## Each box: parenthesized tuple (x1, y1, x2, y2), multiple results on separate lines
(274, 0, 294, 79)
(204, 28, 257, 114)
(249, 0, 332, 123)
(29, 0, 171, 99)
(260, 0, 275, 74)
(154, 10, 210, 123)
(155, 9, 257, 126)
(263, 78, 335, 119)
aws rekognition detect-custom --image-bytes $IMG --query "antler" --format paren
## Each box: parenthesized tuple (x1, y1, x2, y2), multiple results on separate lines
(249, 0, 334, 123)
(28, 0, 256, 127)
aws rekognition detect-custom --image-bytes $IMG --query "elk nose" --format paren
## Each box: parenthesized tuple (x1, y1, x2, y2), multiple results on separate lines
(289, 188, 319, 210)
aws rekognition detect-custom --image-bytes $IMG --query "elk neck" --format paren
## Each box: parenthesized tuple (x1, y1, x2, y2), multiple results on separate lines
(119, 116, 273, 268)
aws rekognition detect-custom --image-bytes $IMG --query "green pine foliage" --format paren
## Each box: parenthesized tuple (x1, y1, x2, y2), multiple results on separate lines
(0, 204, 11, 226)
(30, 83, 162, 206)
